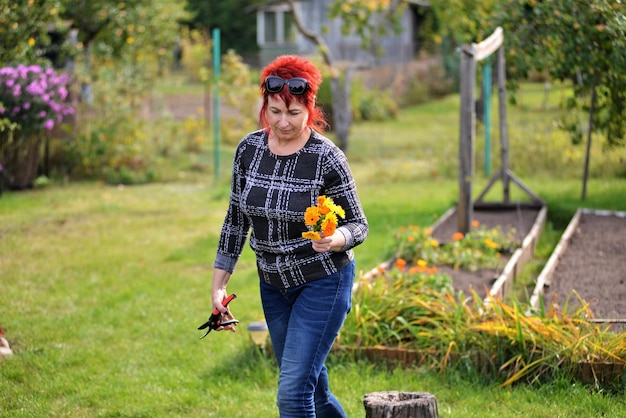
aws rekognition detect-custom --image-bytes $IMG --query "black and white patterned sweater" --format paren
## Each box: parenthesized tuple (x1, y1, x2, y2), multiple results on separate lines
(214, 129, 368, 289)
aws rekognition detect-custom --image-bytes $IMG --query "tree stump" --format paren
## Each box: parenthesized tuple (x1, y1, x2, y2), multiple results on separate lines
(364, 391, 438, 418)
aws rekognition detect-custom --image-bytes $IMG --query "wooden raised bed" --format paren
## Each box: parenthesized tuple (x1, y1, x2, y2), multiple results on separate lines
(362, 202, 547, 303)
(530, 208, 626, 320)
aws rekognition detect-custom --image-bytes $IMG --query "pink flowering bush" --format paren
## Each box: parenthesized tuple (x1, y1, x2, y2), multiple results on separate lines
(0, 65, 74, 134)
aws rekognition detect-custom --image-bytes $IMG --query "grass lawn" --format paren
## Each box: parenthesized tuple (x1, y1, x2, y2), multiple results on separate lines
(1, 83, 625, 417)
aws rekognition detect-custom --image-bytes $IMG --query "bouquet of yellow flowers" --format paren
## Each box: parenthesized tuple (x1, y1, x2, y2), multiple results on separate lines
(301, 195, 345, 240)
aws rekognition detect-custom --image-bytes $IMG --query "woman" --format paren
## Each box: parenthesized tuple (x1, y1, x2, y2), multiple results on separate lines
(211, 55, 368, 417)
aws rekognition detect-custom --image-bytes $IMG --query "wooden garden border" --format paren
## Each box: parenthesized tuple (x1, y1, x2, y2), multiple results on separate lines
(360, 203, 546, 304)
(530, 208, 626, 313)
(488, 204, 547, 300)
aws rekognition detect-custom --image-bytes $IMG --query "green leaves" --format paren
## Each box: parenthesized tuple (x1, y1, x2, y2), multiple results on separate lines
(494, 0, 626, 146)
(328, 0, 407, 50)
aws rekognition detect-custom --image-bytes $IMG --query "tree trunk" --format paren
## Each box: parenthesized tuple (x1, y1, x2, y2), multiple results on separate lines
(330, 67, 353, 152)
(285, 0, 353, 151)
(581, 84, 596, 201)
(0, 131, 44, 190)
(364, 391, 439, 418)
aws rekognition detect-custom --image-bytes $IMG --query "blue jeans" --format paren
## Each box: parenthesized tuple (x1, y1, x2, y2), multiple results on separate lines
(260, 260, 355, 418)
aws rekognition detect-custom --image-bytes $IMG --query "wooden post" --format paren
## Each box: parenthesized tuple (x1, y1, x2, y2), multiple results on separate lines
(458, 44, 475, 234)
(364, 391, 439, 418)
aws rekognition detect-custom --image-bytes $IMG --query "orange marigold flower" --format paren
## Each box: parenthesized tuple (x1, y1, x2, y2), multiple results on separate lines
(424, 228, 432, 234)
(395, 258, 407, 270)
(408, 236, 415, 242)
(302, 231, 321, 240)
(452, 232, 464, 241)
(302, 195, 344, 241)
(304, 206, 321, 226)
(323, 219, 337, 237)
(471, 220, 480, 227)
(427, 267, 438, 274)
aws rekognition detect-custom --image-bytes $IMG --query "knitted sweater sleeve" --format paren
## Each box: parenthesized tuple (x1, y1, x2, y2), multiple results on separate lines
(214, 141, 251, 273)
(321, 143, 368, 252)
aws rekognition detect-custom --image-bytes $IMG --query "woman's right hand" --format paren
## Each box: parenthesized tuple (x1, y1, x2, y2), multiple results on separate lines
(211, 287, 237, 332)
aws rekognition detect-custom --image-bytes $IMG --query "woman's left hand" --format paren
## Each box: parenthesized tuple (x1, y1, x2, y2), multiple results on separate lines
(311, 235, 333, 252)
(311, 232, 345, 253)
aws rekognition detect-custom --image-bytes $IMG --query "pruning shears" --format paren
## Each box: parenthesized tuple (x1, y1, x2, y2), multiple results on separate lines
(198, 293, 239, 339)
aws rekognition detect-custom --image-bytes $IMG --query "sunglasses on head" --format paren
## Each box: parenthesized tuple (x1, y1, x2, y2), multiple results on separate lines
(265, 76, 308, 95)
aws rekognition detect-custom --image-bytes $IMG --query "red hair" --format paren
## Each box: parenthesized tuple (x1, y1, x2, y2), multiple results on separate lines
(259, 55, 328, 132)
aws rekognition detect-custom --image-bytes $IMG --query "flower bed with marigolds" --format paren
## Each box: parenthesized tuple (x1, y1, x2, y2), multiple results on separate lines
(391, 221, 519, 273)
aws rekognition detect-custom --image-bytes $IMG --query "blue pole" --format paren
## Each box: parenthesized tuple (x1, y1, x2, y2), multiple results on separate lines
(483, 58, 492, 177)
(212, 28, 221, 180)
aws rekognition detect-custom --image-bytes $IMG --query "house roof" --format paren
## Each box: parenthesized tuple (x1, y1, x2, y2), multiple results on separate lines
(247, 0, 431, 13)
(245, 0, 287, 13)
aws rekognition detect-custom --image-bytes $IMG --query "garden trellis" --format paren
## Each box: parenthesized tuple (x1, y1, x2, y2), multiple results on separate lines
(457, 27, 544, 233)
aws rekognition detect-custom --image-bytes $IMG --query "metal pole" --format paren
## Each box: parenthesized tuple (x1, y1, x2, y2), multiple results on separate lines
(212, 28, 221, 180)
(483, 57, 492, 177)
(497, 47, 510, 202)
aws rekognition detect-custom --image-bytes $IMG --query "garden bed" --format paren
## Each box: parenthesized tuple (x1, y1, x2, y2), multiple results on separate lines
(363, 202, 546, 302)
(429, 202, 546, 300)
(531, 208, 626, 321)
(346, 205, 625, 387)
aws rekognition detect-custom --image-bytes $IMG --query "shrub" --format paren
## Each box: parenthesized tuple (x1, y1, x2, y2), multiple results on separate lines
(0, 65, 74, 134)
(0, 65, 74, 188)
(356, 88, 399, 121)
(179, 28, 212, 84)
(218, 50, 260, 145)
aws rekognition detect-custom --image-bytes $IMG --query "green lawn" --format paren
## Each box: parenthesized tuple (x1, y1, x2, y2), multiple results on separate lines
(1, 83, 625, 417)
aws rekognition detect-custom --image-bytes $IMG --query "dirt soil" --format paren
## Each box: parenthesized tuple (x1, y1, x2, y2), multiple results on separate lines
(430, 206, 541, 298)
(542, 212, 626, 319)
(431, 207, 625, 321)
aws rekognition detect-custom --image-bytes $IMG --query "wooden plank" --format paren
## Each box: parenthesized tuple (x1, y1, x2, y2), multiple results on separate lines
(529, 209, 583, 310)
(472, 27, 503, 62)
(488, 205, 547, 302)
(458, 45, 475, 234)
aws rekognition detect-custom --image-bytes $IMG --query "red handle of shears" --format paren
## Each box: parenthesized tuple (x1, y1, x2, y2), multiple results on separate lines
(213, 293, 237, 314)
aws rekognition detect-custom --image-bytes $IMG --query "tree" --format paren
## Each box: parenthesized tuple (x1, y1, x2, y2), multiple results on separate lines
(0, 0, 60, 65)
(422, 0, 625, 199)
(286, 0, 407, 151)
(492, 0, 625, 198)
(183, 0, 260, 56)
(59, 0, 187, 84)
